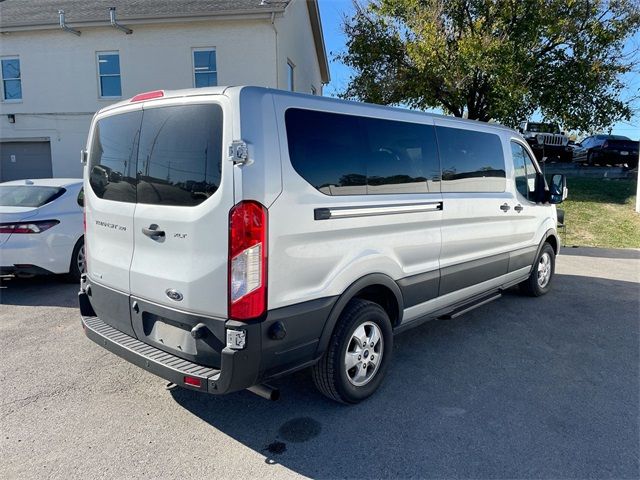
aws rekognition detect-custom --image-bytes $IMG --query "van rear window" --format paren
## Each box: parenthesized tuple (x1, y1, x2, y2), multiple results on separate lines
(89, 111, 141, 203)
(89, 104, 223, 207)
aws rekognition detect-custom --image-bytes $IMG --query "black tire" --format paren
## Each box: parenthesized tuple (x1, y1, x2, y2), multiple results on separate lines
(312, 298, 393, 404)
(519, 243, 555, 297)
(65, 237, 85, 283)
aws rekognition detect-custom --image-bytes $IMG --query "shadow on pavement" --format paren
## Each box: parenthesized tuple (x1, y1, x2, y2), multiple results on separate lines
(560, 246, 640, 260)
(171, 273, 639, 479)
(0, 276, 78, 308)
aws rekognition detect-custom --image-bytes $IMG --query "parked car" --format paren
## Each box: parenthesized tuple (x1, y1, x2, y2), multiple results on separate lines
(572, 134, 639, 169)
(518, 121, 572, 162)
(0, 178, 85, 281)
(79, 87, 567, 404)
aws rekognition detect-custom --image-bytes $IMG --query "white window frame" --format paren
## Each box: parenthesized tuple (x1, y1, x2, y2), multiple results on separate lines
(192, 47, 218, 88)
(287, 60, 295, 92)
(1, 55, 22, 103)
(96, 51, 122, 99)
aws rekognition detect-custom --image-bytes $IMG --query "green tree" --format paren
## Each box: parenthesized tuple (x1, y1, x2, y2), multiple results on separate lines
(339, 0, 640, 131)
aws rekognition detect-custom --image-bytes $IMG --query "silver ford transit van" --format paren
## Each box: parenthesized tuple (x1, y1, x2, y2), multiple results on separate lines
(79, 86, 567, 404)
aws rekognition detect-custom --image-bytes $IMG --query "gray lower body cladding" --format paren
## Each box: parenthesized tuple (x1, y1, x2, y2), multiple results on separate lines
(79, 244, 543, 395)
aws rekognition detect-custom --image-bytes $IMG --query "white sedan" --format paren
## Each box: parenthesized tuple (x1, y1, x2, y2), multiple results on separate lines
(0, 178, 85, 281)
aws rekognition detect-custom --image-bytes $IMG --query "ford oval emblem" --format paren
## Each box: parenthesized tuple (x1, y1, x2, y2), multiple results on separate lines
(165, 289, 183, 301)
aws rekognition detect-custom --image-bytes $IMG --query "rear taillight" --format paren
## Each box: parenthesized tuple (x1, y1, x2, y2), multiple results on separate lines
(228, 201, 267, 320)
(0, 220, 59, 234)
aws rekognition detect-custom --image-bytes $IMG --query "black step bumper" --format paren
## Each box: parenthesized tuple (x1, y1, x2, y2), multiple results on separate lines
(80, 292, 262, 395)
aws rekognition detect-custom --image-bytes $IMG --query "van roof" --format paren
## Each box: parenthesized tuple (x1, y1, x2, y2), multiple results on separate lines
(99, 85, 514, 134)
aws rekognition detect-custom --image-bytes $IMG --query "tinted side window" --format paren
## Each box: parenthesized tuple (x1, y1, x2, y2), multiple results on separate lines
(137, 104, 223, 206)
(285, 108, 440, 195)
(363, 117, 439, 194)
(89, 111, 141, 203)
(436, 126, 506, 193)
(511, 142, 537, 200)
(285, 109, 366, 195)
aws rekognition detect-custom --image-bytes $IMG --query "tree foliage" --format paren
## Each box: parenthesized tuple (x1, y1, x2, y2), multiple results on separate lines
(338, 0, 640, 131)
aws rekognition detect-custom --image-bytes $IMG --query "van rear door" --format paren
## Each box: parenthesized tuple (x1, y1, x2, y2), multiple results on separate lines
(128, 98, 233, 355)
(85, 106, 141, 293)
(85, 105, 142, 336)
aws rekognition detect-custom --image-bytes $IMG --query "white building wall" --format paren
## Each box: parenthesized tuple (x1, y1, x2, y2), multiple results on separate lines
(0, 18, 282, 178)
(275, 0, 324, 95)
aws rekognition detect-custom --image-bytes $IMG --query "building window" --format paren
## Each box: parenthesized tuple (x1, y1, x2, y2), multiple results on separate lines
(1, 57, 22, 101)
(311, 86, 317, 96)
(193, 49, 217, 88)
(287, 60, 295, 91)
(97, 51, 122, 98)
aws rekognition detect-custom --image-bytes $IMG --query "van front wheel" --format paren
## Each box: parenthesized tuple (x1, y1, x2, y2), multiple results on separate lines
(520, 243, 555, 297)
(312, 299, 393, 404)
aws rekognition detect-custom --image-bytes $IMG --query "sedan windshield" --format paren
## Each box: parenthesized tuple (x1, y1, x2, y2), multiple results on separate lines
(0, 186, 65, 207)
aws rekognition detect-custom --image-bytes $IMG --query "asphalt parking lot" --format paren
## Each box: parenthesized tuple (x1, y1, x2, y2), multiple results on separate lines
(1, 247, 638, 479)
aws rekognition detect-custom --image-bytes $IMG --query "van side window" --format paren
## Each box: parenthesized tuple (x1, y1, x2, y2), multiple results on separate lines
(364, 117, 439, 194)
(436, 126, 506, 193)
(511, 142, 537, 200)
(89, 111, 141, 203)
(285, 109, 366, 195)
(285, 108, 440, 195)
(136, 104, 223, 207)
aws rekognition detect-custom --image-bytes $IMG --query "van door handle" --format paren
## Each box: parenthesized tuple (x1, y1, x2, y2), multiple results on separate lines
(499, 203, 511, 212)
(142, 225, 165, 238)
(514, 204, 524, 213)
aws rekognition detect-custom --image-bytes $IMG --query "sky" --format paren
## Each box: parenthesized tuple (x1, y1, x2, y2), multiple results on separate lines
(317, 0, 639, 139)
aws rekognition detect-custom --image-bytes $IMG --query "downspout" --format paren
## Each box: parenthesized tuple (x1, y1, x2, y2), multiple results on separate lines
(109, 7, 133, 35)
(271, 11, 279, 89)
(58, 10, 81, 36)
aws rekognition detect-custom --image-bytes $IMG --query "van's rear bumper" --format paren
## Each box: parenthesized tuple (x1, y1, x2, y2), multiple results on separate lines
(79, 288, 337, 395)
(80, 291, 262, 395)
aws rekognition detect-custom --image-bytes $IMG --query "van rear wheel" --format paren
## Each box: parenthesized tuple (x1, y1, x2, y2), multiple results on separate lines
(312, 298, 393, 404)
(520, 243, 555, 297)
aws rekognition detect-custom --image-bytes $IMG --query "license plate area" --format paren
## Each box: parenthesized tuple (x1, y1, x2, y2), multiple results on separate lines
(144, 314, 197, 354)
(130, 296, 226, 368)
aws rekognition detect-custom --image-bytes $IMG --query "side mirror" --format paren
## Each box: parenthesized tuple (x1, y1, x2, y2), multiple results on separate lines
(549, 174, 567, 204)
(80, 148, 88, 165)
(77, 188, 84, 207)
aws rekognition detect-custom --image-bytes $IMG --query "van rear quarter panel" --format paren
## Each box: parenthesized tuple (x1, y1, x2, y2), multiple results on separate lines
(236, 88, 283, 208)
(265, 94, 443, 310)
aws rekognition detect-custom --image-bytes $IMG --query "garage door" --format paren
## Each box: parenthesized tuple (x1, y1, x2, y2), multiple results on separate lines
(0, 141, 53, 182)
